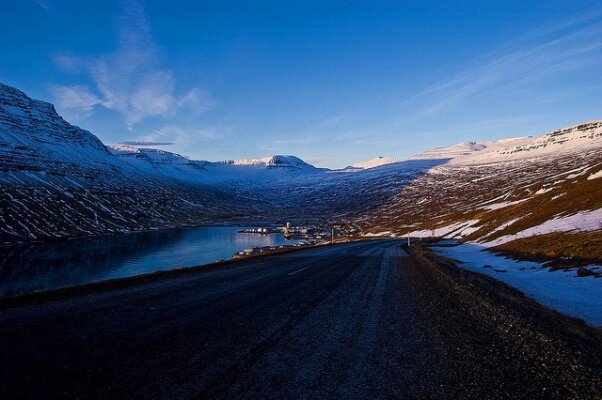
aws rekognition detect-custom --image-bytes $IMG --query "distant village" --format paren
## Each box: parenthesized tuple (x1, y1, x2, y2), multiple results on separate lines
(233, 223, 361, 259)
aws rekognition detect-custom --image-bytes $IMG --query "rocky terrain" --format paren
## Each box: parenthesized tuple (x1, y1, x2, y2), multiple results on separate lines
(0, 83, 439, 243)
(357, 122, 602, 265)
(1, 82, 601, 260)
(0, 83, 263, 243)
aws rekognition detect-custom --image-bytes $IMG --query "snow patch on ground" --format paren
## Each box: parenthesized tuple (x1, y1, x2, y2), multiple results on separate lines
(480, 199, 528, 210)
(432, 244, 602, 326)
(535, 187, 555, 195)
(587, 170, 602, 180)
(363, 231, 393, 237)
(408, 220, 480, 239)
(482, 208, 602, 247)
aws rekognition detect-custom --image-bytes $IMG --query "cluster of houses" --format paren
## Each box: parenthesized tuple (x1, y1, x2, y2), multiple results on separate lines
(240, 222, 329, 241)
(233, 222, 364, 260)
(239, 227, 279, 234)
(240, 222, 363, 242)
(282, 224, 329, 240)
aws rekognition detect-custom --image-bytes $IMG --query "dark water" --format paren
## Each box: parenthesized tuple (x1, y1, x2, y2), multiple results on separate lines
(0, 226, 302, 297)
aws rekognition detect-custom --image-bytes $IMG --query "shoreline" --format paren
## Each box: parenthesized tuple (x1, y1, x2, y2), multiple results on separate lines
(0, 239, 361, 309)
(0, 221, 265, 249)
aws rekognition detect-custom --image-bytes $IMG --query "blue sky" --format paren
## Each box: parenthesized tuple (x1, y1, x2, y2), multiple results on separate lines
(1, 0, 601, 168)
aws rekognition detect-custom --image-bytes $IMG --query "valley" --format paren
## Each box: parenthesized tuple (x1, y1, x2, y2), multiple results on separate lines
(3, 2, 602, 398)
(0, 81, 600, 318)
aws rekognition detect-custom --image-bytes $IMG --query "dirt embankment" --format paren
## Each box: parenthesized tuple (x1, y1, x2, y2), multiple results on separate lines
(406, 244, 602, 399)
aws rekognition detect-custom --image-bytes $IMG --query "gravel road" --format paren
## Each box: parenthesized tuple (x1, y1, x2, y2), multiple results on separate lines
(0, 240, 600, 399)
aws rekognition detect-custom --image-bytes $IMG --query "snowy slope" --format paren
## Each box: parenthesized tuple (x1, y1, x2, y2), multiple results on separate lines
(409, 121, 602, 165)
(202, 155, 324, 185)
(218, 155, 317, 170)
(433, 244, 602, 326)
(109, 146, 323, 185)
(107, 145, 210, 184)
(1, 81, 601, 254)
(451, 121, 602, 165)
(359, 126, 602, 268)
(0, 83, 254, 243)
(410, 141, 488, 160)
(351, 156, 398, 169)
(0, 83, 126, 183)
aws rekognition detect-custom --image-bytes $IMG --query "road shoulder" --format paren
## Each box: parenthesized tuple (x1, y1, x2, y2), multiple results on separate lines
(405, 244, 602, 399)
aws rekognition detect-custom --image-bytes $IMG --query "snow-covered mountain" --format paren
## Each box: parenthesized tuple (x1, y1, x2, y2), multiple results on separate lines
(217, 155, 317, 170)
(109, 146, 322, 185)
(0, 83, 122, 182)
(409, 122, 601, 164)
(203, 155, 323, 184)
(1, 81, 600, 262)
(450, 121, 602, 165)
(109, 145, 204, 167)
(357, 121, 602, 265)
(0, 77, 444, 242)
(107, 144, 210, 184)
(0, 83, 257, 243)
(410, 141, 488, 160)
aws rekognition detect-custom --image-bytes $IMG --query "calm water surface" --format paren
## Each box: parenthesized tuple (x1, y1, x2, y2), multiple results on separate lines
(0, 226, 302, 297)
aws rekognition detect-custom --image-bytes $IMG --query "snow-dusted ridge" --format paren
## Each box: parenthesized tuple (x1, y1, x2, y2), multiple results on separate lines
(450, 121, 602, 165)
(0, 83, 254, 242)
(1, 81, 601, 253)
(217, 155, 315, 169)
(410, 141, 488, 160)
(408, 121, 602, 166)
(0, 82, 123, 182)
(351, 156, 398, 169)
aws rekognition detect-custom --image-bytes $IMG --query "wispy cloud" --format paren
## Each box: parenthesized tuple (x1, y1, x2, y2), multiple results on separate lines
(139, 125, 218, 143)
(265, 115, 349, 150)
(48, 84, 102, 117)
(52, 54, 87, 73)
(50, 0, 213, 128)
(400, 7, 602, 115)
(103, 121, 243, 161)
(36, 0, 55, 14)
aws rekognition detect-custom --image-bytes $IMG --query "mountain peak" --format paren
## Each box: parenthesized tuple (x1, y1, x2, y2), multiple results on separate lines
(108, 145, 193, 164)
(0, 82, 115, 181)
(219, 155, 317, 170)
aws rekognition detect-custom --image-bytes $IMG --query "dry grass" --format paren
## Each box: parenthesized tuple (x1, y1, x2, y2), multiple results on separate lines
(463, 165, 602, 243)
(492, 231, 602, 270)
(357, 151, 602, 267)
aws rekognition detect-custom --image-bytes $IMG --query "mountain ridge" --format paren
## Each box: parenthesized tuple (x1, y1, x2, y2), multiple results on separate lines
(1, 81, 600, 257)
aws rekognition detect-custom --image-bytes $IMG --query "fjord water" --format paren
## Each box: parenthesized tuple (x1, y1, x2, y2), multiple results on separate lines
(0, 226, 302, 298)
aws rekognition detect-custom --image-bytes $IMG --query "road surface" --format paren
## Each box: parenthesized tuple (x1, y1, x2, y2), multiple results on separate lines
(0, 240, 600, 399)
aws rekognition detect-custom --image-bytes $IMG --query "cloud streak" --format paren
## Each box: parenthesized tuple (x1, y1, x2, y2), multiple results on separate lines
(140, 125, 218, 143)
(50, 0, 213, 128)
(48, 84, 102, 117)
(36, 0, 55, 14)
(400, 7, 602, 115)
